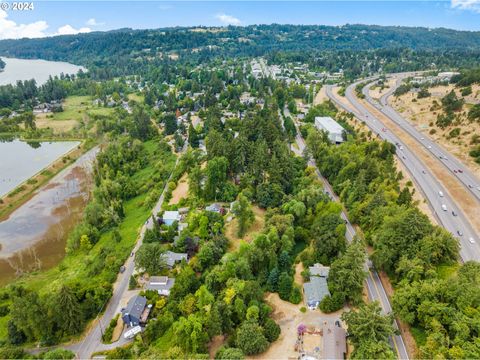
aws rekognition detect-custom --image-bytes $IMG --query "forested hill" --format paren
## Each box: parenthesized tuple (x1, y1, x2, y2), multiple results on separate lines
(1, 24, 480, 78)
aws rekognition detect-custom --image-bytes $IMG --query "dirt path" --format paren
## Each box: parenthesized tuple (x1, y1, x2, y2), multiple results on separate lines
(359, 98, 480, 234)
(294, 262, 305, 287)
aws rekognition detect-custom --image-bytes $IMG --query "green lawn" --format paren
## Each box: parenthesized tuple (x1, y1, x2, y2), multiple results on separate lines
(128, 93, 144, 104)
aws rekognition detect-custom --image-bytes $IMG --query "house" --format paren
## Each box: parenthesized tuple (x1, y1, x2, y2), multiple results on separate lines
(303, 263, 331, 309)
(205, 203, 223, 214)
(314, 117, 345, 144)
(162, 211, 180, 226)
(310, 263, 330, 277)
(198, 140, 206, 153)
(146, 276, 175, 296)
(321, 320, 347, 360)
(162, 250, 188, 268)
(121, 295, 147, 327)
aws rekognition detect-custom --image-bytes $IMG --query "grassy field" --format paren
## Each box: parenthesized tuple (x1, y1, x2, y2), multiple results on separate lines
(35, 96, 115, 134)
(225, 205, 265, 251)
(127, 93, 144, 103)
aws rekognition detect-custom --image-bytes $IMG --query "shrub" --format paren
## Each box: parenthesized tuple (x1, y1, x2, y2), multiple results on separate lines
(263, 318, 281, 342)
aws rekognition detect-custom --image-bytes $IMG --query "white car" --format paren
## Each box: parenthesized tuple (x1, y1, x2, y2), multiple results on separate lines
(427, 145, 432, 149)
(469, 237, 476, 244)
(441, 204, 447, 211)
(420, 137, 425, 140)
(438, 191, 444, 197)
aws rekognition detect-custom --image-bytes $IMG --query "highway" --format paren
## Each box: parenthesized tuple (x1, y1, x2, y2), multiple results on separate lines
(363, 75, 480, 202)
(286, 108, 409, 360)
(325, 84, 480, 263)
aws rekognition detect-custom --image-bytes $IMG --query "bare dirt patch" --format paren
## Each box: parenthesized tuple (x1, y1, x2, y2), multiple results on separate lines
(369, 78, 396, 100)
(208, 335, 226, 358)
(250, 293, 346, 360)
(313, 86, 329, 105)
(169, 173, 189, 205)
(294, 262, 305, 287)
(226, 206, 265, 251)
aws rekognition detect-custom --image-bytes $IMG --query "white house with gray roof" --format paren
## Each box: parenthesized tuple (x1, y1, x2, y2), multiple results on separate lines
(146, 276, 175, 296)
(162, 250, 188, 268)
(303, 263, 331, 310)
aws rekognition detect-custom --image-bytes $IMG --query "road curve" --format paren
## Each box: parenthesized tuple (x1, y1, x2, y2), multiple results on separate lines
(287, 107, 410, 360)
(325, 84, 480, 263)
(364, 76, 480, 203)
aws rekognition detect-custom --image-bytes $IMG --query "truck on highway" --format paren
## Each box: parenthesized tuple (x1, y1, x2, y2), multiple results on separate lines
(124, 325, 142, 339)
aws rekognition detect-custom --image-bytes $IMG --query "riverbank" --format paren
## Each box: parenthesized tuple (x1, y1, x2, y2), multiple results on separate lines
(0, 139, 95, 221)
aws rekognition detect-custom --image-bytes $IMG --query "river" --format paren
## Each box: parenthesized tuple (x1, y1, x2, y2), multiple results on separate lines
(0, 57, 85, 86)
(0, 147, 98, 285)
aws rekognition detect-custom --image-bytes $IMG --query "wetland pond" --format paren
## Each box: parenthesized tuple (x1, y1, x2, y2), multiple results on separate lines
(0, 145, 98, 285)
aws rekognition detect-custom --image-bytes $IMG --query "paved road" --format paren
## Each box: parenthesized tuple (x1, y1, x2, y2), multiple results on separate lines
(64, 144, 186, 359)
(363, 75, 480, 202)
(325, 84, 480, 263)
(286, 108, 409, 360)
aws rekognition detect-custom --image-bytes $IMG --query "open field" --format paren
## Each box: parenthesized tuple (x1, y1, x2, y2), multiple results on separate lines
(35, 95, 115, 134)
(369, 78, 396, 99)
(313, 86, 328, 105)
(226, 205, 265, 251)
(391, 84, 480, 178)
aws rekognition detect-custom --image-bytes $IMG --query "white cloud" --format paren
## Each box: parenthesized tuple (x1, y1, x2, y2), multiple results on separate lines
(451, 0, 480, 12)
(215, 13, 241, 26)
(86, 18, 104, 26)
(0, 10, 92, 39)
(0, 9, 48, 39)
(55, 25, 91, 36)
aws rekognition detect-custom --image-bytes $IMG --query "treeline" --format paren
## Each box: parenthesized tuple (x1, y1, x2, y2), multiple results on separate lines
(2, 25, 480, 79)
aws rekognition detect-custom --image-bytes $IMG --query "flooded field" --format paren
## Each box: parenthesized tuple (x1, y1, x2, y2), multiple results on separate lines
(0, 139, 81, 197)
(0, 147, 98, 285)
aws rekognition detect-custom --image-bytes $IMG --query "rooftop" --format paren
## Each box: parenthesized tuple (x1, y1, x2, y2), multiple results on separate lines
(310, 263, 330, 278)
(314, 116, 345, 134)
(122, 295, 147, 320)
(303, 276, 330, 304)
(322, 321, 347, 360)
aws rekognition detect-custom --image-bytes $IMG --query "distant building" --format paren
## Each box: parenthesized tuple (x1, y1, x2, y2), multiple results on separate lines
(146, 276, 175, 296)
(314, 116, 345, 144)
(321, 320, 347, 360)
(162, 250, 188, 268)
(162, 211, 180, 226)
(121, 295, 147, 327)
(303, 263, 331, 310)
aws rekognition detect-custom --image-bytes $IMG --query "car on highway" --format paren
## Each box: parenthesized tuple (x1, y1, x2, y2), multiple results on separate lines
(468, 184, 473, 189)
(458, 169, 463, 173)
(441, 204, 447, 211)
(470, 237, 476, 244)
(452, 210, 457, 216)
(427, 145, 432, 149)
(454, 170, 458, 173)
(420, 137, 424, 140)
(457, 230, 463, 236)
(438, 191, 444, 197)
(422, 170, 426, 174)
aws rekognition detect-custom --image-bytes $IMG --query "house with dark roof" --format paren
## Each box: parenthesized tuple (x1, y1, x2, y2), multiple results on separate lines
(121, 295, 147, 327)
(321, 320, 347, 360)
(303, 263, 331, 310)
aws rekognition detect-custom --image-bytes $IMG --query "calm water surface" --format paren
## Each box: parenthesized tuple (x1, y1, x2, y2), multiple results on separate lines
(0, 139, 81, 197)
(0, 57, 85, 86)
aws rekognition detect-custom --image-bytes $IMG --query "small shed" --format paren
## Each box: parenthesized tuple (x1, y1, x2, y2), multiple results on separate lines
(162, 211, 180, 226)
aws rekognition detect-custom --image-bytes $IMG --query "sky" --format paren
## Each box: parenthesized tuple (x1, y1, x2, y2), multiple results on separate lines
(1, 0, 480, 40)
